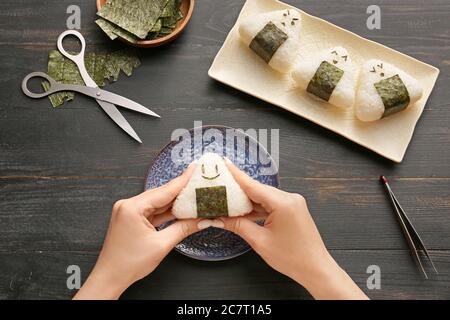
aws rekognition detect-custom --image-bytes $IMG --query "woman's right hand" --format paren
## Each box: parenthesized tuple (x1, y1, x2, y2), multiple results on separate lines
(218, 159, 368, 300)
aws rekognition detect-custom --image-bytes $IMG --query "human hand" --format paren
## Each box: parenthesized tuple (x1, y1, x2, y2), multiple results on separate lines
(74, 163, 210, 300)
(219, 160, 368, 300)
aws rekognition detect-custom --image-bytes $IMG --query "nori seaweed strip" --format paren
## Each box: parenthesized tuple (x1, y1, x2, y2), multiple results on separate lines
(374, 74, 411, 118)
(196, 186, 229, 218)
(307, 61, 344, 101)
(249, 22, 288, 63)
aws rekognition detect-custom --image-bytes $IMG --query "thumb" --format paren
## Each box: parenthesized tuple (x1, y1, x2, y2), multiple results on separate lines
(219, 217, 267, 248)
(158, 219, 202, 248)
(224, 158, 280, 211)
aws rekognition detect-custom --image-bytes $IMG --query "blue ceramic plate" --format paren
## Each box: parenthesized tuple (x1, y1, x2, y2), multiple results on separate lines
(145, 125, 279, 261)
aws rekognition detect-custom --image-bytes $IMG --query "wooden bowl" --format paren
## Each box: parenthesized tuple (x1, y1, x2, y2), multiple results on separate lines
(96, 0, 194, 48)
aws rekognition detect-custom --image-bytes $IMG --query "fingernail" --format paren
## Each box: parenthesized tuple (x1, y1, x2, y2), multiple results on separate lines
(198, 219, 213, 230)
(223, 157, 232, 164)
(211, 219, 225, 228)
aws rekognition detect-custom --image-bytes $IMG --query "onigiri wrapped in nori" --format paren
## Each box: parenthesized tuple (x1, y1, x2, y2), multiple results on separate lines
(238, 9, 302, 73)
(172, 153, 253, 219)
(355, 60, 423, 122)
(291, 47, 358, 109)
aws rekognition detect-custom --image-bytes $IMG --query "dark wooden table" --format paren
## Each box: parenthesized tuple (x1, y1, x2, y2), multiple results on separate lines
(0, 0, 449, 300)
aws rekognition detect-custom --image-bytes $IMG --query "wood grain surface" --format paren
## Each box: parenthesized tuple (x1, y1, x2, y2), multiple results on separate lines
(0, 0, 449, 299)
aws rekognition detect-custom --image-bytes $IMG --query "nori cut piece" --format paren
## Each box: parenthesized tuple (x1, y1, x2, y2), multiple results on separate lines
(42, 49, 140, 107)
(196, 186, 229, 218)
(307, 61, 344, 101)
(249, 22, 288, 63)
(104, 48, 141, 80)
(374, 74, 411, 118)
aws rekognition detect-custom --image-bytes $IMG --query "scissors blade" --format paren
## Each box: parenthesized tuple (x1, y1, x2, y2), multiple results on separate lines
(96, 99, 142, 144)
(97, 89, 160, 118)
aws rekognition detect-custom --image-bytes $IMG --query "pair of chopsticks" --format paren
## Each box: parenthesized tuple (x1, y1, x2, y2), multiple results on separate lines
(380, 175, 438, 279)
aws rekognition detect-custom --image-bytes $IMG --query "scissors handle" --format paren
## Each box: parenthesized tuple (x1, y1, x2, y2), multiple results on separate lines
(56, 30, 97, 88)
(21, 72, 61, 99)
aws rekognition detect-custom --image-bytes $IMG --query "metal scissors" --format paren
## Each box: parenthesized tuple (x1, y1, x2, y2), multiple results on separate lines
(21, 30, 159, 143)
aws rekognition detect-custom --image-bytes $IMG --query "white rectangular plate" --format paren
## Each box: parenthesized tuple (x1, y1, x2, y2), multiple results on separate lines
(208, 0, 440, 163)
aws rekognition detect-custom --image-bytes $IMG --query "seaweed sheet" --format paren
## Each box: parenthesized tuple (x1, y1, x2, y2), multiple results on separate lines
(195, 186, 229, 218)
(43, 49, 140, 107)
(307, 61, 344, 101)
(374, 74, 411, 118)
(95, 18, 119, 41)
(97, 0, 170, 39)
(96, 18, 140, 44)
(249, 22, 288, 63)
(97, 0, 183, 41)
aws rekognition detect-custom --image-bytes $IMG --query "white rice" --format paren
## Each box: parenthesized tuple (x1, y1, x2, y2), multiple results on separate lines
(291, 46, 358, 109)
(355, 59, 423, 122)
(172, 153, 253, 219)
(239, 9, 302, 73)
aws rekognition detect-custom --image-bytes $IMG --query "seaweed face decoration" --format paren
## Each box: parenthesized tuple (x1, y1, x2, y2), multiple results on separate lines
(374, 74, 410, 117)
(249, 21, 288, 63)
(195, 186, 229, 218)
(307, 61, 344, 101)
(201, 163, 221, 181)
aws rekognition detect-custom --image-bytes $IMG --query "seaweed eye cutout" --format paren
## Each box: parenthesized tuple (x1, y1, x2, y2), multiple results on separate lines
(370, 63, 385, 77)
(331, 51, 338, 64)
(201, 163, 221, 180)
(378, 63, 385, 77)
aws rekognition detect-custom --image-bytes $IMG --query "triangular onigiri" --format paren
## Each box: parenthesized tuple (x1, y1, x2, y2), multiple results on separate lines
(239, 9, 302, 73)
(355, 59, 423, 122)
(291, 46, 358, 109)
(172, 153, 253, 219)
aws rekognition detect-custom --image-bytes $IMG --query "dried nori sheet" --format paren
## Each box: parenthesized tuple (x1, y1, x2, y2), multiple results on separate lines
(249, 22, 288, 63)
(95, 18, 119, 40)
(43, 49, 140, 107)
(307, 61, 344, 101)
(374, 74, 411, 117)
(96, 18, 141, 44)
(96, 0, 183, 42)
(161, 0, 178, 17)
(195, 186, 229, 218)
(97, 0, 170, 39)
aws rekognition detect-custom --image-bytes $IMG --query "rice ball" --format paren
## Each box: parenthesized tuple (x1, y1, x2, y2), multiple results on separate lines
(355, 59, 423, 122)
(291, 46, 358, 109)
(172, 153, 253, 219)
(239, 9, 302, 73)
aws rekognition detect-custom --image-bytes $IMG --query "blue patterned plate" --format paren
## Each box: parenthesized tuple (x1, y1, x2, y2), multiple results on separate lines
(145, 125, 279, 261)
